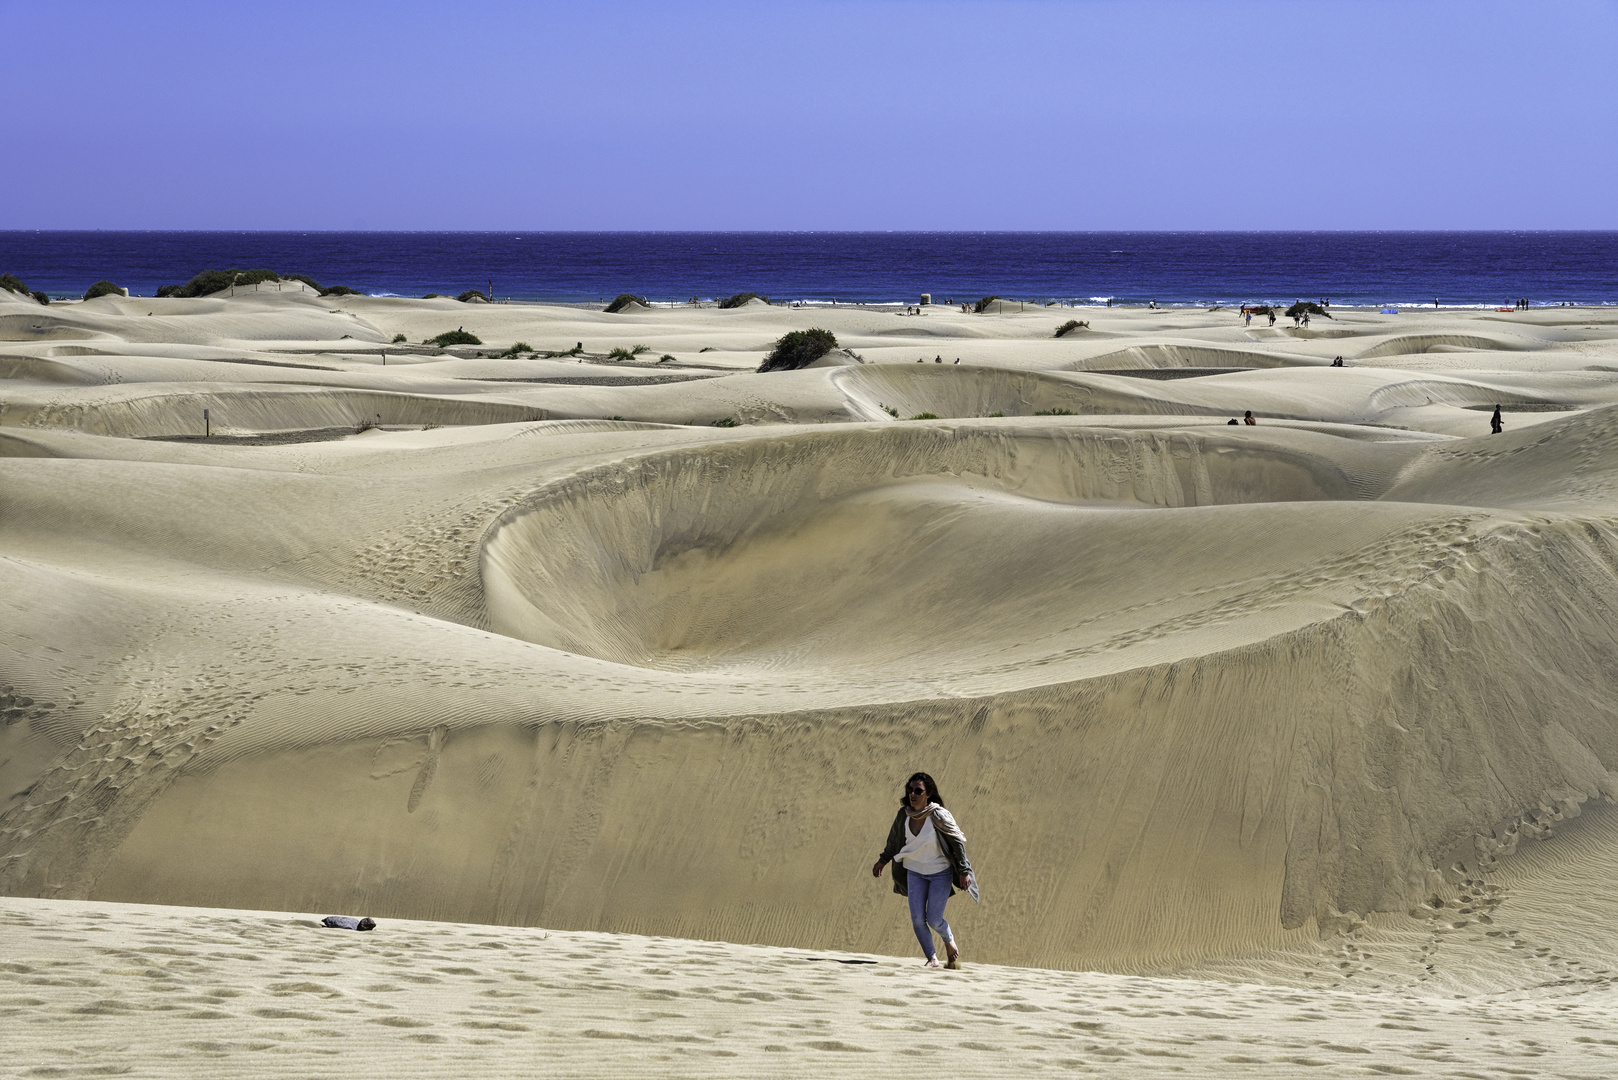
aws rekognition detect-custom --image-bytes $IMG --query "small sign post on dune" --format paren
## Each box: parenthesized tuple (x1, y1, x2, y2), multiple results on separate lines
(203, 408, 209, 438)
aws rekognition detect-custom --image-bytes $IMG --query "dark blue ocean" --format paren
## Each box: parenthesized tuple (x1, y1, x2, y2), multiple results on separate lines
(2, 232, 1614, 308)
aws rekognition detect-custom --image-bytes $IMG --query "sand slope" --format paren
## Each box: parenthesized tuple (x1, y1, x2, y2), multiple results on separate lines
(6, 295, 1618, 981)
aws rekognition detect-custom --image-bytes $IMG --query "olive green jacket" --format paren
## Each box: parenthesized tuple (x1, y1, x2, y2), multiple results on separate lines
(877, 805, 973, 897)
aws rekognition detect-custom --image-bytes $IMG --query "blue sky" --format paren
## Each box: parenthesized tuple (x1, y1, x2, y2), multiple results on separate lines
(5, 0, 1615, 229)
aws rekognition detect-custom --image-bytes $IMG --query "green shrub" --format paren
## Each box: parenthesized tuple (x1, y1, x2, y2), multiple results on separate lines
(430, 329, 482, 346)
(630, 344, 650, 355)
(1034, 407, 1076, 416)
(881, 405, 899, 417)
(604, 293, 648, 313)
(608, 346, 634, 360)
(320, 285, 362, 297)
(543, 345, 584, 358)
(718, 292, 768, 309)
(1054, 319, 1089, 337)
(906, 412, 940, 420)
(83, 280, 124, 301)
(973, 295, 1001, 314)
(0, 273, 33, 296)
(391, 333, 407, 343)
(155, 268, 283, 299)
(712, 417, 740, 428)
(1285, 301, 1333, 320)
(285, 273, 324, 292)
(31, 291, 49, 305)
(423, 293, 444, 299)
(758, 328, 838, 373)
(659, 354, 676, 363)
(456, 289, 490, 303)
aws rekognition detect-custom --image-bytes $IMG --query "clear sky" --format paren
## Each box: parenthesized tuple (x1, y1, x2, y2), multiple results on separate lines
(5, 0, 1615, 230)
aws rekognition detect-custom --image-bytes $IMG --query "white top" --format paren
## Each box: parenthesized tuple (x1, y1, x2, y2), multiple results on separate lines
(896, 814, 951, 876)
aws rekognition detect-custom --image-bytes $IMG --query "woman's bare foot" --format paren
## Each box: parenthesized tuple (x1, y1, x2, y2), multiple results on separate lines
(945, 940, 961, 969)
(924, 957, 942, 968)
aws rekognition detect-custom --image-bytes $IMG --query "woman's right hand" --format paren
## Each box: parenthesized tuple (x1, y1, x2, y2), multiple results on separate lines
(871, 860, 885, 878)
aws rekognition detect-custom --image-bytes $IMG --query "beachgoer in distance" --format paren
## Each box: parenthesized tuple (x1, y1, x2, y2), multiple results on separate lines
(1491, 405, 1503, 434)
(872, 772, 974, 969)
(1268, 311, 1276, 326)
(1228, 418, 1239, 425)
(1244, 410, 1256, 425)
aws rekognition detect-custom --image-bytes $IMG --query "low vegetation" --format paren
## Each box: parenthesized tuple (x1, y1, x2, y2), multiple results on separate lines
(391, 333, 407, 343)
(718, 292, 768, 309)
(495, 341, 533, 358)
(1, 273, 48, 304)
(152, 268, 359, 298)
(543, 345, 584, 358)
(423, 293, 444, 299)
(457, 289, 490, 303)
(1034, 407, 1077, 416)
(604, 294, 648, 313)
(428, 329, 482, 347)
(659, 354, 676, 363)
(906, 412, 940, 420)
(1285, 301, 1333, 320)
(758, 328, 838, 373)
(973, 295, 1001, 314)
(83, 280, 124, 301)
(1054, 319, 1089, 337)
(711, 417, 740, 427)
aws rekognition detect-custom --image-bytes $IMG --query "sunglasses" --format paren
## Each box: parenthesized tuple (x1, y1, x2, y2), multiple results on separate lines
(907, 785, 927, 795)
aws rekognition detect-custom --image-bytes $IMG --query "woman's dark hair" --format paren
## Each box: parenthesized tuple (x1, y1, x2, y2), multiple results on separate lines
(901, 772, 944, 808)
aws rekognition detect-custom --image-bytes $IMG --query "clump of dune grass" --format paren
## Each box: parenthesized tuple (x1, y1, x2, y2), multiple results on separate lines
(973, 295, 1001, 314)
(429, 329, 482, 347)
(543, 345, 584, 358)
(391, 333, 407, 343)
(718, 292, 768, 309)
(1054, 319, 1089, 337)
(496, 341, 532, 358)
(457, 289, 490, 303)
(758, 328, 838, 373)
(82, 280, 124, 300)
(1034, 407, 1076, 416)
(604, 294, 648, 313)
(906, 412, 940, 420)
(712, 417, 740, 427)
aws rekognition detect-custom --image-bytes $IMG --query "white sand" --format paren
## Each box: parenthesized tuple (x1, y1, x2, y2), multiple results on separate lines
(6, 288, 1618, 1073)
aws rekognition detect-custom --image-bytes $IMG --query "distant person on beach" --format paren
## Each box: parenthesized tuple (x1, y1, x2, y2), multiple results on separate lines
(1244, 411, 1256, 425)
(1268, 311, 1276, 326)
(1491, 405, 1503, 434)
(872, 772, 975, 969)
(1228, 418, 1239, 425)
(1332, 356, 1344, 366)
(1244, 311, 1252, 326)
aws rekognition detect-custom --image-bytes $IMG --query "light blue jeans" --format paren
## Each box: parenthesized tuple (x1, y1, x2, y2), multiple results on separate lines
(907, 868, 954, 959)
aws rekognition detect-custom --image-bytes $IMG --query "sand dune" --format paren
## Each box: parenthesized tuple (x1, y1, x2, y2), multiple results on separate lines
(6, 293, 1618, 1070)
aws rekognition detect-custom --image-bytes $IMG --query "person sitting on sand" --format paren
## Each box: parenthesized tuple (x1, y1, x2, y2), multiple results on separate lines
(1491, 405, 1503, 434)
(1244, 410, 1256, 425)
(1228, 418, 1239, 425)
(1332, 356, 1343, 366)
(322, 916, 376, 931)
(872, 772, 975, 970)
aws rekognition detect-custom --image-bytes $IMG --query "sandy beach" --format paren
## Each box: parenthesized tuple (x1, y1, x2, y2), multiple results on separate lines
(7, 285, 1618, 1074)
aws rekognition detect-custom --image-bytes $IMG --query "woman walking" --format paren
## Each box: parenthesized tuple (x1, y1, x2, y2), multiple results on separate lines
(872, 772, 974, 968)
